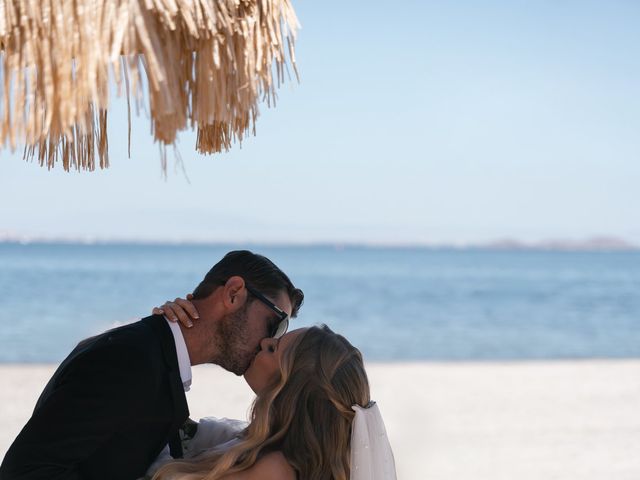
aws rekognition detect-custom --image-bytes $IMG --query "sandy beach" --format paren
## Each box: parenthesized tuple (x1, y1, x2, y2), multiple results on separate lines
(1, 360, 639, 479)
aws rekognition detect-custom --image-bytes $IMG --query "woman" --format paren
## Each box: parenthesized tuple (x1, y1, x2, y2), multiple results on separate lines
(151, 302, 396, 480)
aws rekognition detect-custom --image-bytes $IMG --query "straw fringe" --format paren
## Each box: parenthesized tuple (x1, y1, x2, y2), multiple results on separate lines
(0, 0, 298, 171)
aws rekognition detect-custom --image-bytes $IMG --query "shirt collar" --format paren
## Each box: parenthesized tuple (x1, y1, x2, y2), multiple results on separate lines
(165, 318, 192, 392)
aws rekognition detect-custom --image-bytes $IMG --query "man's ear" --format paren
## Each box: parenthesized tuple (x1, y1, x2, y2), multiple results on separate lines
(222, 276, 248, 311)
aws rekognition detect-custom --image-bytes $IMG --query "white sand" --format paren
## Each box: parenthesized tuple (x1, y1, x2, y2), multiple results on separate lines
(1, 360, 639, 479)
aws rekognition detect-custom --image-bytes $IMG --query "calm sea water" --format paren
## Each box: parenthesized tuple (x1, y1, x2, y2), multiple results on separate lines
(0, 243, 639, 363)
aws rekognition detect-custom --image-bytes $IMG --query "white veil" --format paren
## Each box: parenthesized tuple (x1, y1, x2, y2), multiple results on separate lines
(350, 402, 397, 480)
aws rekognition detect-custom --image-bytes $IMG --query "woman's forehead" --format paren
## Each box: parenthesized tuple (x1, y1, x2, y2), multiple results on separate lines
(280, 328, 307, 351)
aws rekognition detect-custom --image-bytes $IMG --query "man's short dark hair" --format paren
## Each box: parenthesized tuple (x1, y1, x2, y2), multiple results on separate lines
(192, 250, 304, 317)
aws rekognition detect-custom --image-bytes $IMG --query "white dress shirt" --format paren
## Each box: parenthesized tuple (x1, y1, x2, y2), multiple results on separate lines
(165, 318, 192, 392)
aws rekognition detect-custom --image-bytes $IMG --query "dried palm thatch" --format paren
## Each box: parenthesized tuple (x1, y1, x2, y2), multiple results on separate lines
(0, 0, 298, 171)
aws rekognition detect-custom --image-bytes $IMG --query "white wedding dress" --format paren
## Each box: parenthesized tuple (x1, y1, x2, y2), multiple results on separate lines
(145, 417, 247, 478)
(146, 405, 397, 480)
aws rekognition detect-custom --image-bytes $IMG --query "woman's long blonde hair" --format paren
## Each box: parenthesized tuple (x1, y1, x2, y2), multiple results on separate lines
(155, 325, 370, 480)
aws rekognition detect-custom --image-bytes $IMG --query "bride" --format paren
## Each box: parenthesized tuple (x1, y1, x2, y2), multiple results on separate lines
(150, 302, 396, 480)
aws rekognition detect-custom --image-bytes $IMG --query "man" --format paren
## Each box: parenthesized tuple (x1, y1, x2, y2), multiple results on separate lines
(0, 250, 304, 480)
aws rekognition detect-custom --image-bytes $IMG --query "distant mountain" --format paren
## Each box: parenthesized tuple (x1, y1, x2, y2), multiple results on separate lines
(0, 231, 638, 251)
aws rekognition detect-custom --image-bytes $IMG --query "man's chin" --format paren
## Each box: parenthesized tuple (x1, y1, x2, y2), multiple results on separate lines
(229, 358, 253, 376)
(230, 365, 247, 376)
(215, 359, 245, 376)
(238, 352, 259, 376)
(215, 348, 254, 376)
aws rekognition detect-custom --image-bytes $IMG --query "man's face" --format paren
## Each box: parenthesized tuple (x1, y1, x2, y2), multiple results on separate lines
(215, 289, 293, 375)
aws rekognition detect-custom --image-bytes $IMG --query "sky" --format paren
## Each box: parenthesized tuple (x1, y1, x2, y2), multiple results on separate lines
(1, 0, 639, 245)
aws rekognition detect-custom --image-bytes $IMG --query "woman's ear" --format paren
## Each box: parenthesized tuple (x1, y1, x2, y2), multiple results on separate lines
(223, 276, 247, 310)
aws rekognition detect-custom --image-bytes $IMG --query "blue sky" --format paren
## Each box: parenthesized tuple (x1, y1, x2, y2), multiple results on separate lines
(1, 0, 639, 245)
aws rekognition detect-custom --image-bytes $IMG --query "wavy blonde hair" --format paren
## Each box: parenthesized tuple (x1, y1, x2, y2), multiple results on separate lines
(154, 325, 370, 480)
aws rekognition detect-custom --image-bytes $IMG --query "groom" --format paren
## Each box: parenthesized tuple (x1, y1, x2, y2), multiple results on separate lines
(0, 250, 303, 480)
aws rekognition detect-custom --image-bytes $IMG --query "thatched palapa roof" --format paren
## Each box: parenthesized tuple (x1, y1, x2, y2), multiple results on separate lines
(0, 0, 299, 171)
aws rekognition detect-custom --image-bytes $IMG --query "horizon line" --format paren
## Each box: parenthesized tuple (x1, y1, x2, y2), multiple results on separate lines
(0, 235, 638, 252)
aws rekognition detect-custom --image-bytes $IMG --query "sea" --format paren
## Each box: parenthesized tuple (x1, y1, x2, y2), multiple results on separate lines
(0, 242, 639, 363)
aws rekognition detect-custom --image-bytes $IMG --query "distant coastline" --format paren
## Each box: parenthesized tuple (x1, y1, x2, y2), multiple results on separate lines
(0, 232, 638, 252)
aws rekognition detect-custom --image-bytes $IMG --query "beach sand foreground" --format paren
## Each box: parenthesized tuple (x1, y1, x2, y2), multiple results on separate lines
(1, 360, 639, 479)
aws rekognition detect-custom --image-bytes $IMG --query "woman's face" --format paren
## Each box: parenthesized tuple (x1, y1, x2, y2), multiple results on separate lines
(243, 328, 307, 394)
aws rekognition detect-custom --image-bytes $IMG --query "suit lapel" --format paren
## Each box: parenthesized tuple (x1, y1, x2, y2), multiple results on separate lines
(144, 316, 190, 445)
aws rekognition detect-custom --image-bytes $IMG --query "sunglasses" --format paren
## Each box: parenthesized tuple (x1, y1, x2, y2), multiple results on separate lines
(244, 284, 289, 339)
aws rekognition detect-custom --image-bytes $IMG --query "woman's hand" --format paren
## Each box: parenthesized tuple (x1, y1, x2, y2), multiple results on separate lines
(153, 294, 199, 328)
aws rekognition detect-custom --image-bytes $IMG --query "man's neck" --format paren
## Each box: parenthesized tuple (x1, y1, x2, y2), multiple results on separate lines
(179, 301, 220, 366)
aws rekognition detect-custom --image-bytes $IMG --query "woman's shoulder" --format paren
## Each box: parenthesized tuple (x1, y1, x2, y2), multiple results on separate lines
(252, 452, 296, 480)
(235, 451, 296, 480)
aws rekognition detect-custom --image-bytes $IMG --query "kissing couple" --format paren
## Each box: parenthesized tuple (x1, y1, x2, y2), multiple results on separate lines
(1, 250, 396, 480)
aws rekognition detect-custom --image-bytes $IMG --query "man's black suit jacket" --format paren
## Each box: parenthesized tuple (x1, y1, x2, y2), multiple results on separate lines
(0, 315, 189, 480)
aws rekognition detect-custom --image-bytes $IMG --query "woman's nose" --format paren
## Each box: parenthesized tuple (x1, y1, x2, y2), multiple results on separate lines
(260, 337, 276, 351)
